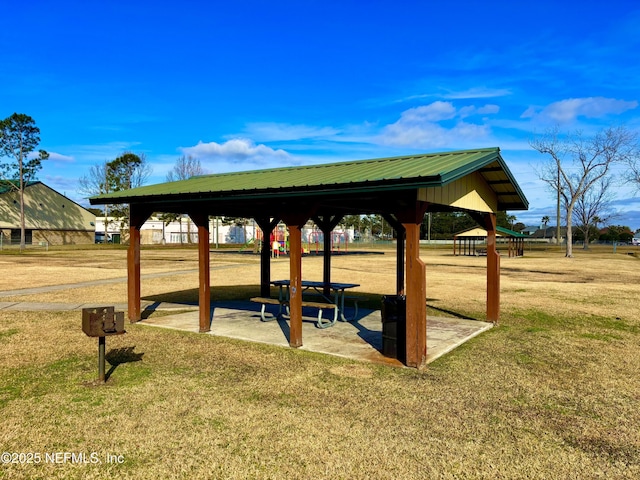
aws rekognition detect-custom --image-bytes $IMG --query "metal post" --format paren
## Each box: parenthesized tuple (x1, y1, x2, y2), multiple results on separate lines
(98, 336, 106, 383)
(557, 163, 561, 247)
(215, 217, 219, 249)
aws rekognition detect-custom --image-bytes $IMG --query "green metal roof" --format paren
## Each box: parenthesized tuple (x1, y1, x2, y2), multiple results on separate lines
(455, 226, 529, 238)
(0, 180, 38, 194)
(496, 226, 529, 238)
(90, 147, 528, 212)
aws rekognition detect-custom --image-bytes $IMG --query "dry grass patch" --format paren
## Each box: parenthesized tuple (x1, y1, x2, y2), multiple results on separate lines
(1, 307, 639, 479)
(1, 245, 639, 478)
(0, 246, 240, 292)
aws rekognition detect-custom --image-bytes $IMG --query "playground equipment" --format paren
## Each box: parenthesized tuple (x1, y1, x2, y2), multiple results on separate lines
(270, 223, 288, 255)
(308, 228, 321, 254)
(331, 231, 348, 252)
(253, 223, 350, 256)
(239, 237, 256, 253)
(307, 228, 349, 254)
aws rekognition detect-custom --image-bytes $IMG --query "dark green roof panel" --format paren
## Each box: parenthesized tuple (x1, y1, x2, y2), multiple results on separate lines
(91, 147, 528, 211)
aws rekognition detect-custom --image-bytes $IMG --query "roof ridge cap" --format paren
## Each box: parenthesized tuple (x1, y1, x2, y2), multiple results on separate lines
(192, 147, 502, 179)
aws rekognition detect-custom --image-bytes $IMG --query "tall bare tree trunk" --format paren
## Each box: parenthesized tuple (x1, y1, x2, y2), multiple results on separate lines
(566, 205, 574, 257)
(19, 158, 25, 252)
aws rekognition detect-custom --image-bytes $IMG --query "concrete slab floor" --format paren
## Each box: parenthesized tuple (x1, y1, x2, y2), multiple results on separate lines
(139, 301, 493, 367)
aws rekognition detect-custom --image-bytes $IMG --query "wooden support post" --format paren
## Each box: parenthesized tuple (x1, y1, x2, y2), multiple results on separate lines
(312, 214, 342, 297)
(127, 224, 141, 322)
(281, 211, 312, 348)
(322, 236, 331, 297)
(396, 202, 428, 369)
(396, 227, 407, 295)
(190, 213, 211, 333)
(484, 212, 500, 322)
(403, 222, 427, 369)
(255, 217, 280, 297)
(381, 214, 404, 296)
(288, 224, 303, 348)
(396, 228, 405, 295)
(127, 205, 150, 323)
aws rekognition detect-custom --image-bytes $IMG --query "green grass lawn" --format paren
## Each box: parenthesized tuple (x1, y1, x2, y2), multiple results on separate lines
(1, 307, 638, 479)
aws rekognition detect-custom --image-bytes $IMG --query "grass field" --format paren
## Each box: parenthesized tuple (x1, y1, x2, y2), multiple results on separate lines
(0, 244, 639, 479)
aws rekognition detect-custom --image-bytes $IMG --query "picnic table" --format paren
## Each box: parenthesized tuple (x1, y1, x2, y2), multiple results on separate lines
(251, 280, 360, 328)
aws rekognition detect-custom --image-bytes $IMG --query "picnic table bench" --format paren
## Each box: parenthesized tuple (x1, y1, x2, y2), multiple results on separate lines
(273, 279, 359, 325)
(250, 296, 338, 329)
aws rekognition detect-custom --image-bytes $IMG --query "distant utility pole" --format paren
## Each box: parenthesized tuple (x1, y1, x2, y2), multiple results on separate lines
(556, 163, 561, 245)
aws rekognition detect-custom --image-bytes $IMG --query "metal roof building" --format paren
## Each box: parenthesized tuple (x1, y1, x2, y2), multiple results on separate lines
(1, 181, 96, 246)
(91, 147, 528, 368)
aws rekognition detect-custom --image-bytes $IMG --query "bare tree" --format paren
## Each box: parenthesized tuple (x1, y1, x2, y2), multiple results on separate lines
(531, 126, 636, 257)
(530, 127, 636, 257)
(160, 155, 205, 243)
(166, 155, 204, 182)
(79, 153, 151, 202)
(573, 176, 617, 249)
(79, 152, 152, 241)
(78, 161, 109, 214)
(625, 138, 640, 189)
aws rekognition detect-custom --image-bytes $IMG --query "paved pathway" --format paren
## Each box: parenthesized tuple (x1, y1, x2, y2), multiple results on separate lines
(0, 267, 206, 311)
(0, 263, 243, 301)
(0, 269, 200, 298)
(0, 300, 194, 311)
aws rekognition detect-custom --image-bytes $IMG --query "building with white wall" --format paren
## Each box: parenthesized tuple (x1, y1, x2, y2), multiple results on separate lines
(95, 215, 354, 247)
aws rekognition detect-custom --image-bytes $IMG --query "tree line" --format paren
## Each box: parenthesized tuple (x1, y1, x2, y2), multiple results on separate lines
(2, 112, 640, 251)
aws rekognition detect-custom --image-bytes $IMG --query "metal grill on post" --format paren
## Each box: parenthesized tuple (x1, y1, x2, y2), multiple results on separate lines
(82, 306, 126, 383)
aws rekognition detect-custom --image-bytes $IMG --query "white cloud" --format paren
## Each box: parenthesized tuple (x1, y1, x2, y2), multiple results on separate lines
(180, 138, 291, 168)
(522, 97, 638, 123)
(380, 120, 489, 148)
(378, 101, 495, 148)
(26, 151, 73, 163)
(459, 104, 500, 119)
(239, 123, 340, 142)
(48, 152, 75, 163)
(398, 101, 457, 122)
(55, 142, 142, 165)
(477, 104, 500, 115)
(441, 87, 511, 99)
(42, 175, 81, 194)
(398, 87, 510, 104)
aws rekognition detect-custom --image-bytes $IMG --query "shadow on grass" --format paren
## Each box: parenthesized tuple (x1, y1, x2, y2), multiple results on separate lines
(105, 347, 144, 381)
(427, 304, 477, 321)
(143, 284, 262, 305)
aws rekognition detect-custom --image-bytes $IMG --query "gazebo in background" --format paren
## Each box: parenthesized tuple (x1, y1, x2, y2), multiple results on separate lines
(453, 226, 527, 257)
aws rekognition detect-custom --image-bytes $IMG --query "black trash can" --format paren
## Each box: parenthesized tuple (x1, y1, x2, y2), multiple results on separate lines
(381, 295, 406, 362)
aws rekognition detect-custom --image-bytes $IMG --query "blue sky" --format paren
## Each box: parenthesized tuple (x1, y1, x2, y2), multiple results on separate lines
(2, 0, 640, 229)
